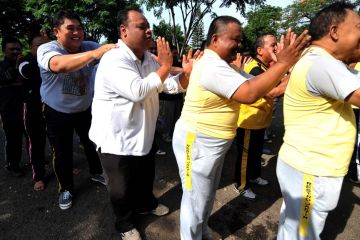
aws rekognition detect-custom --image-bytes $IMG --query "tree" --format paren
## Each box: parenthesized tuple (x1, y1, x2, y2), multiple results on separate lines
(141, 0, 265, 55)
(242, 4, 283, 53)
(280, 0, 338, 34)
(25, 0, 139, 42)
(152, 20, 186, 49)
(191, 19, 205, 49)
(0, 0, 35, 37)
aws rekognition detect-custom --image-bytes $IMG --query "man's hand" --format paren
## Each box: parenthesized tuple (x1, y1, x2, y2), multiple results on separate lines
(153, 37, 173, 82)
(275, 28, 311, 67)
(152, 37, 173, 71)
(92, 44, 118, 60)
(231, 53, 252, 70)
(182, 48, 203, 78)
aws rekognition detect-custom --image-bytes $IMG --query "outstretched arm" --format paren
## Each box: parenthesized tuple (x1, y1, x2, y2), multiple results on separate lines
(49, 43, 117, 73)
(231, 29, 310, 104)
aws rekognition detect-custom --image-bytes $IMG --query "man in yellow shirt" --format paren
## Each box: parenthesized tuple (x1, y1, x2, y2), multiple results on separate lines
(348, 62, 360, 184)
(277, 2, 360, 239)
(234, 34, 288, 200)
(172, 15, 310, 240)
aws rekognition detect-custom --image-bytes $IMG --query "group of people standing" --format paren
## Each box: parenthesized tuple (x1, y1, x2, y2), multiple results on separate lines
(1, 1, 360, 240)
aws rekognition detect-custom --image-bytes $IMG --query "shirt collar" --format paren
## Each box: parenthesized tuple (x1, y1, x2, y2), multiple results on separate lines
(305, 46, 334, 58)
(203, 49, 221, 60)
(117, 39, 151, 66)
(253, 56, 269, 70)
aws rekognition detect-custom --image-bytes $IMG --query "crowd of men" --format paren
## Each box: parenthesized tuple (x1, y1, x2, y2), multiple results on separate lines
(1, 1, 360, 240)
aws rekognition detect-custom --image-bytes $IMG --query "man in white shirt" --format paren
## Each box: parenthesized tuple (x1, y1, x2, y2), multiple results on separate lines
(89, 8, 196, 240)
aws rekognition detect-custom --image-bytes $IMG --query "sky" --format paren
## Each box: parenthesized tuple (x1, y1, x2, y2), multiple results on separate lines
(143, 0, 295, 32)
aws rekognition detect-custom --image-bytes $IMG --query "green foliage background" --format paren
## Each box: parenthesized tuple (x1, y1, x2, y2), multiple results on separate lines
(1, 0, 360, 58)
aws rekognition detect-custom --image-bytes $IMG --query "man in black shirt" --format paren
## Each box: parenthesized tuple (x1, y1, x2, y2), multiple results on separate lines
(0, 36, 24, 177)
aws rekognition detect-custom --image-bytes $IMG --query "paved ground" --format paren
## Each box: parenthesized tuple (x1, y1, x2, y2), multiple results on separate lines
(0, 99, 359, 240)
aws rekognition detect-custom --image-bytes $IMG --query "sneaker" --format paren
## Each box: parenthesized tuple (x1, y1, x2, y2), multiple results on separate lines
(139, 204, 169, 216)
(120, 228, 141, 240)
(59, 191, 72, 210)
(4, 164, 25, 177)
(156, 149, 166, 155)
(240, 188, 257, 200)
(90, 174, 106, 185)
(250, 177, 269, 186)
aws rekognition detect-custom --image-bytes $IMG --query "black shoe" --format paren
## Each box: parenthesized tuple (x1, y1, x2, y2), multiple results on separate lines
(5, 164, 25, 177)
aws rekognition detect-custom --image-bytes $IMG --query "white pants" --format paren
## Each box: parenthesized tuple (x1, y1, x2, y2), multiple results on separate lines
(276, 158, 344, 240)
(172, 121, 233, 240)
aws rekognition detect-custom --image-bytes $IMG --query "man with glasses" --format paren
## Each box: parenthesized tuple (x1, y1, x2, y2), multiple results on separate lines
(37, 10, 116, 210)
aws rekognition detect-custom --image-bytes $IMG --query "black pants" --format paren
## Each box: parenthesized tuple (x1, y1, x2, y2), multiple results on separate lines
(349, 108, 360, 181)
(24, 101, 46, 182)
(157, 97, 183, 139)
(43, 104, 102, 193)
(0, 104, 24, 170)
(234, 128, 265, 190)
(99, 146, 158, 233)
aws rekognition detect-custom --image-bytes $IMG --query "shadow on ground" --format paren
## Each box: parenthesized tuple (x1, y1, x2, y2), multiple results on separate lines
(0, 98, 359, 239)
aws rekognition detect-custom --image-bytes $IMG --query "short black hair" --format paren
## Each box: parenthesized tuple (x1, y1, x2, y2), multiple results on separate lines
(205, 16, 241, 47)
(117, 8, 143, 27)
(309, 1, 355, 41)
(117, 8, 143, 38)
(53, 10, 82, 28)
(1, 36, 21, 52)
(255, 33, 275, 49)
(28, 32, 42, 46)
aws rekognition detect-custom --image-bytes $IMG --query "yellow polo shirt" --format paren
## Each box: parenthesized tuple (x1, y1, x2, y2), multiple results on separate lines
(237, 58, 274, 129)
(180, 49, 247, 139)
(279, 47, 357, 177)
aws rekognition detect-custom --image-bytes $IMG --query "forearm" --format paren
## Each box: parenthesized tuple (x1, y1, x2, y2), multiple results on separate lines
(265, 77, 288, 98)
(49, 51, 96, 73)
(251, 63, 289, 99)
(178, 72, 190, 89)
(156, 65, 172, 83)
(232, 62, 289, 103)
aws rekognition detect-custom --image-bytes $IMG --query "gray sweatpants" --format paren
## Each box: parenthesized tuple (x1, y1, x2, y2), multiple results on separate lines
(276, 158, 344, 240)
(172, 121, 233, 240)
